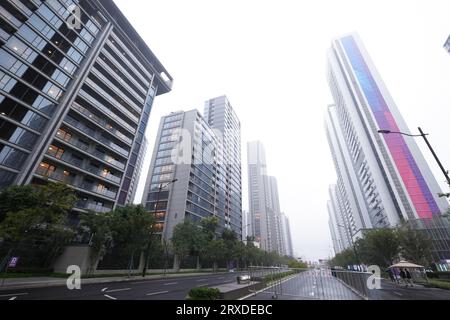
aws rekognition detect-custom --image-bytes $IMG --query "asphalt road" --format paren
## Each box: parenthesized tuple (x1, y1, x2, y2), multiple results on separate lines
(0, 272, 251, 300)
(245, 270, 361, 300)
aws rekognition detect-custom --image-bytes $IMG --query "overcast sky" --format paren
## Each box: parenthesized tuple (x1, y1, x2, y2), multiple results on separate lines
(113, 0, 450, 261)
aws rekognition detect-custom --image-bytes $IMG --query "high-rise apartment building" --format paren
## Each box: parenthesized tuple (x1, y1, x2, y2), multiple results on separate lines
(279, 212, 294, 257)
(204, 96, 242, 239)
(247, 141, 270, 250)
(444, 35, 450, 54)
(0, 0, 172, 219)
(126, 136, 148, 204)
(247, 141, 292, 255)
(325, 33, 449, 249)
(142, 101, 242, 241)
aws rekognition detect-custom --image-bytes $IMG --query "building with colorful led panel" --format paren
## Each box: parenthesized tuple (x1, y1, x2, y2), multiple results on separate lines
(326, 33, 449, 246)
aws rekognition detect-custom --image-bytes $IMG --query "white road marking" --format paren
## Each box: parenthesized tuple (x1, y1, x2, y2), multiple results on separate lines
(310, 292, 315, 297)
(104, 294, 117, 300)
(0, 293, 28, 298)
(196, 279, 207, 282)
(163, 282, 178, 286)
(101, 287, 108, 292)
(197, 284, 209, 287)
(393, 291, 403, 296)
(105, 288, 131, 293)
(146, 290, 169, 296)
(9, 297, 17, 301)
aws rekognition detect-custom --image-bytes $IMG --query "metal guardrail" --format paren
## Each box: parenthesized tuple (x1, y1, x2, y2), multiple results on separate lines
(243, 267, 371, 300)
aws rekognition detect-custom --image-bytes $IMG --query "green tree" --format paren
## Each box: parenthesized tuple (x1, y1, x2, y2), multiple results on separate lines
(328, 248, 357, 268)
(204, 239, 226, 271)
(0, 183, 77, 268)
(171, 219, 200, 271)
(0, 185, 39, 224)
(287, 259, 308, 269)
(221, 229, 238, 269)
(200, 216, 219, 241)
(79, 211, 113, 274)
(109, 205, 156, 274)
(356, 228, 400, 267)
(397, 224, 433, 267)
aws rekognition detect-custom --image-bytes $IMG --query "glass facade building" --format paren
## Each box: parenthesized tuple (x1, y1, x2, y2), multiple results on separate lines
(326, 33, 449, 252)
(142, 104, 242, 242)
(0, 0, 172, 218)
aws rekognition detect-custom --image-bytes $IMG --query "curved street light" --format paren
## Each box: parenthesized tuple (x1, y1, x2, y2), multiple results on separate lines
(378, 127, 450, 198)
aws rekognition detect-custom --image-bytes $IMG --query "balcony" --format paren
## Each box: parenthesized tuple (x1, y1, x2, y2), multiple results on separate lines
(84, 78, 139, 123)
(85, 166, 121, 184)
(78, 89, 136, 133)
(35, 168, 75, 185)
(92, 150, 125, 170)
(81, 182, 117, 199)
(64, 115, 129, 157)
(72, 101, 133, 145)
(75, 200, 111, 213)
(45, 151, 121, 185)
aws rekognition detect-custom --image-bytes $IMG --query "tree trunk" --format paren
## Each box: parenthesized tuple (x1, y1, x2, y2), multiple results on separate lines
(196, 255, 201, 270)
(173, 254, 181, 272)
(128, 251, 135, 277)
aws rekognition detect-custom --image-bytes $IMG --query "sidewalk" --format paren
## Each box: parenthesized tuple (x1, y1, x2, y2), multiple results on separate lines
(0, 271, 223, 291)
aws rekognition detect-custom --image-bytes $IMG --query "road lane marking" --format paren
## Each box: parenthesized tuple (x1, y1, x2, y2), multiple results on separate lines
(101, 288, 108, 292)
(393, 292, 403, 296)
(104, 294, 117, 300)
(146, 290, 169, 296)
(105, 288, 131, 293)
(0, 293, 28, 298)
(9, 297, 17, 300)
(197, 284, 209, 287)
(163, 282, 178, 286)
(196, 279, 207, 282)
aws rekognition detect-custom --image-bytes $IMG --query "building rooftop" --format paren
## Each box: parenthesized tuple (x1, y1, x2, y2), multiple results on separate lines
(96, 0, 173, 95)
(444, 35, 450, 54)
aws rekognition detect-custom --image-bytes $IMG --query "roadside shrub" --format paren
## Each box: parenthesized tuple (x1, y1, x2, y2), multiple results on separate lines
(264, 271, 295, 283)
(188, 287, 221, 300)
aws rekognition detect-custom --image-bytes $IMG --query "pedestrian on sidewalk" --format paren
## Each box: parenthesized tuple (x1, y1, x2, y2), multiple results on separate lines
(405, 269, 413, 287)
(399, 269, 407, 287)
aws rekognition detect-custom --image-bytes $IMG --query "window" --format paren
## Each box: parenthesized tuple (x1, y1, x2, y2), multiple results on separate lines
(0, 120, 37, 150)
(37, 162, 56, 176)
(47, 145, 64, 159)
(56, 128, 72, 141)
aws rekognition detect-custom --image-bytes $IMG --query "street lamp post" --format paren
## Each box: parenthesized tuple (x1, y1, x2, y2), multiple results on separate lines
(378, 127, 450, 197)
(141, 179, 177, 277)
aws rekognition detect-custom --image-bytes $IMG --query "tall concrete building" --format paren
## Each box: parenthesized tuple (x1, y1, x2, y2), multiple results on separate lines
(247, 141, 292, 255)
(279, 212, 294, 257)
(204, 96, 242, 239)
(142, 101, 242, 241)
(126, 136, 148, 204)
(0, 0, 172, 221)
(444, 35, 450, 54)
(325, 33, 449, 250)
(327, 184, 351, 255)
(247, 141, 271, 251)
